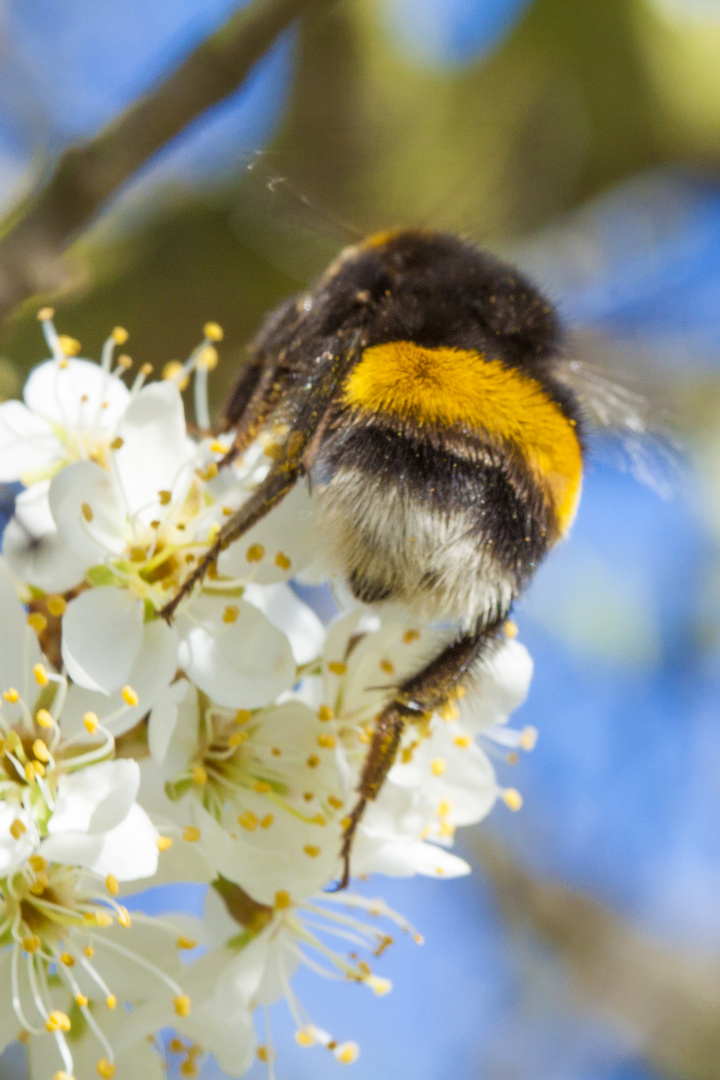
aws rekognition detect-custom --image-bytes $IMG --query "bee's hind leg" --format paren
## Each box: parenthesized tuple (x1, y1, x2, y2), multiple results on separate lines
(337, 613, 507, 889)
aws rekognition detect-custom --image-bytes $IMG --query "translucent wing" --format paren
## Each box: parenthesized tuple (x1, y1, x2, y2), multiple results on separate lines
(555, 356, 680, 499)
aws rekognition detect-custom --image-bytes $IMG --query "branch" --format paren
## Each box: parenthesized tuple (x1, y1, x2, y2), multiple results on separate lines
(0, 0, 328, 326)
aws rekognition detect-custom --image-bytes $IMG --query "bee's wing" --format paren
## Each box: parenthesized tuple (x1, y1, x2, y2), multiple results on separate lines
(556, 357, 680, 498)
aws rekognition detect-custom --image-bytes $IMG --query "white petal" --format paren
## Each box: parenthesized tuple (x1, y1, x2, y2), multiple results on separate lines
(148, 678, 190, 763)
(353, 833, 471, 878)
(61, 587, 144, 693)
(0, 400, 59, 481)
(178, 594, 295, 709)
(461, 638, 534, 733)
(24, 357, 130, 428)
(42, 802, 159, 880)
(3, 484, 91, 592)
(61, 617, 179, 738)
(115, 381, 191, 517)
(217, 482, 318, 584)
(0, 557, 42, 704)
(49, 459, 127, 560)
(244, 582, 325, 665)
(49, 759, 140, 836)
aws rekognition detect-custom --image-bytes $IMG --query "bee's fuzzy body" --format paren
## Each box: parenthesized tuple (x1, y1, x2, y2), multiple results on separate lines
(251, 230, 585, 628)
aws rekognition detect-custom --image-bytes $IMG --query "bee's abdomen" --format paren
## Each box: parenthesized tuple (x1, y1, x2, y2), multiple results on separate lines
(315, 422, 554, 625)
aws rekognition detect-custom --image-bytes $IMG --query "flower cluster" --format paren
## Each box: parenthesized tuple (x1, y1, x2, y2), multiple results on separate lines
(0, 312, 536, 1079)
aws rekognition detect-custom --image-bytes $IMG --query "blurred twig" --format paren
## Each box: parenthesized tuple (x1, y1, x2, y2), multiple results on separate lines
(473, 835, 720, 1080)
(0, 0, 330, 328)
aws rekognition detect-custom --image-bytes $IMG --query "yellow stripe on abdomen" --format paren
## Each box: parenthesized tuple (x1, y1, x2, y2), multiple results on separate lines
(343, 341, 582, 534)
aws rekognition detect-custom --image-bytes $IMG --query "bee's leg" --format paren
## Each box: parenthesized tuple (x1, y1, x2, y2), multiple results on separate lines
(338, 614, 506, 888)
(160, 331, 363, 622)
(219, 363, 288, 469)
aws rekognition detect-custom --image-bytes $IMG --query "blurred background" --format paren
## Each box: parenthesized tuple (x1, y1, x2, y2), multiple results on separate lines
(1, 0, 720, 1077)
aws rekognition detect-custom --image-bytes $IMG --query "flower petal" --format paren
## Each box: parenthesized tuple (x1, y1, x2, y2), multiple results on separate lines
(3, 484, 91, 592)
(41, 802, 159, 881)
(24, 357, 130, 428)
(48, 759, 140, 836)
(0, 557, 42, 705)
(61, 587, 144, 693)
(49, 459, 127, 560)
(178, 594, 295, 708)
(217, 482, 317, 584)
(115, 381, 192, 519)
(244, 582, 325, 665)
(0, 400, 59, 482)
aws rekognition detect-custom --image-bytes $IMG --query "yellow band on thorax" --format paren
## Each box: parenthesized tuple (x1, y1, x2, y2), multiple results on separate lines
(343, 341, 582, 534)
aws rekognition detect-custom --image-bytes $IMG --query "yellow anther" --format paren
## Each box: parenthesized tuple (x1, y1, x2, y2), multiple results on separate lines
(204, 321, 223, 342)
(271, 746, 282, 757)
(163, 361, 189, 389)
(47, 595, 67, 617)
(111, 326, 129, 345)
(110, 437, 125, 452)
(179, 1061, 198, 1078)
(182, 826, 201, 842)
(33, 712, 53, 737)
(303, 844, 321, 858)
(53, 1072, 74, 1079)
(168, 1038, 186, 1053)
(504, 620, 519, 638)
(519, 726, 538, 751)
(75, 993, 88, 1008)
(121, 685, 139, 707)
(317, 705, 334, 722)
(33, 663, 49, 686)
(158, 489, 172, 506)
(197, 461, 218, 482)
(403, 629, 420, 644)
(235, 709, 252, 725)
(260, 814, 274, 829)
(96, 1057, 116, 1078)
(295, 1028, 316, 1047)
(439, 700, 460, 722)
(238, 811, 258, 832)
(83, 945, 94, 957)
(27, 612, 47, 634)
(32, 739, 50, 765)
(22, 934, 41, 952)
(210, 440, 227, 454)
(453, 734, 472, 749)
(335, 1042, 360, 1065)
(29, 872, 49, 895)
(29, 854, 47, 872)
(502, 788, 523, 811)
(366, 974, 392, 995)
(81, 502, 94, 523)
(3, 688, 18, 702)
(46, 1011, 71, 1033)
(117, 354, 132, 371)
(24, 763, 36, 781)
(118, 907, 131, 928)
(328, 794, 344, 810)
(228, 730, 248, 747)
(84, 712, 100, 734)
(253, 780, 271, 794)
(105, 874, 119, 896)
(58, 335, 81, 357)
(327, 661, 346, 676)
(196, 345, 218, 371)
(222, 605, 239, 624)
(257, 1046, 273, 1063)
(431, 758, 447, 777)
(176, 935, 197, 950)
(34, 761, 45, 778)
(95, 911, 113, 928)
(246, 543, 265, 563)
(60, 952, 75, 966)
(173, 994, 191, 1017)
(317, 733, 336, 749)
(191, 764, 208, 785)
(380, 659, 395, 675)
(37, 307, 55, 321)
(157, 835, 173, 851)
(436, 799, 453, 817)
(106, 995, 117, 1010)
(274, 551, 292, 570)
(306, 754, 320, 768)
(274, 890, 292, 909)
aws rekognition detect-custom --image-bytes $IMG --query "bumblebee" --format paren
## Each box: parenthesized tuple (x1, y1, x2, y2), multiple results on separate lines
(161, 229, 633, 885)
